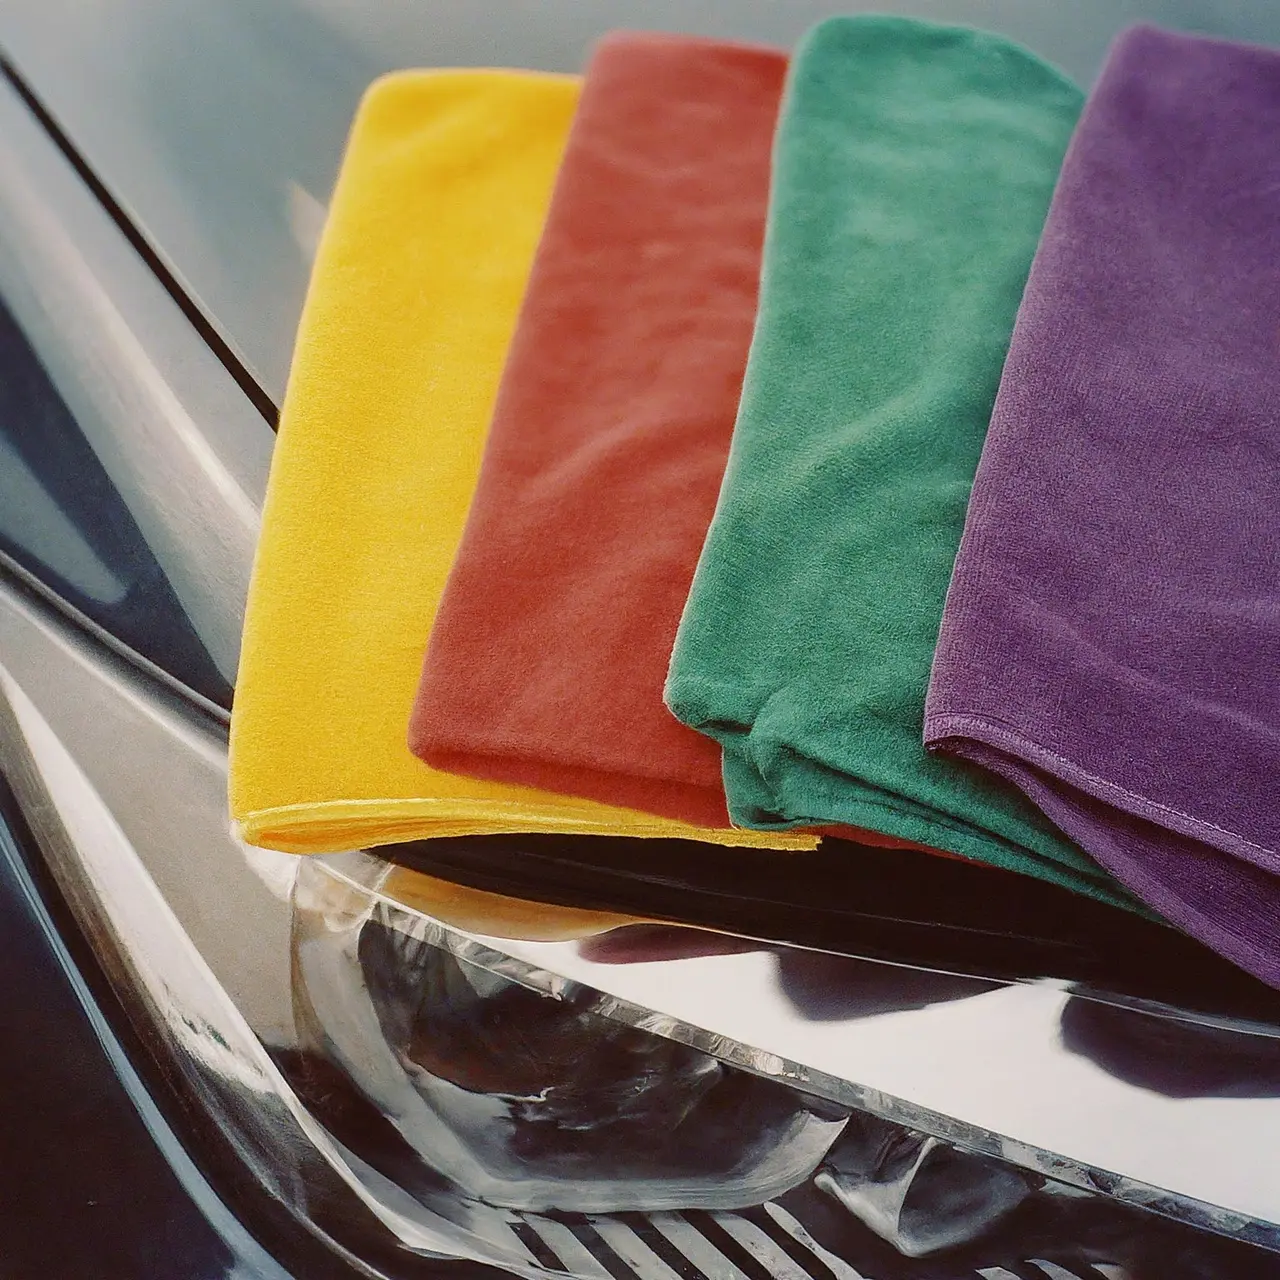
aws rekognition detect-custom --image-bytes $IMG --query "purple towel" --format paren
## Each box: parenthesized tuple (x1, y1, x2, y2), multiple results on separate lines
(925, 25, 1280, 988)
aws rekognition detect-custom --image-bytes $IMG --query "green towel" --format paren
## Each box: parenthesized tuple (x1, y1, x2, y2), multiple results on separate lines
(666, 15, 1134, 909)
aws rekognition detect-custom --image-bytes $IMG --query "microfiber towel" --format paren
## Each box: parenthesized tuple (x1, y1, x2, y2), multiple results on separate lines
(925, 26, 1280, 985)
(407, 33, 788, 830)
(229, 69, 814, 858)
(666, 15, 1136, 908)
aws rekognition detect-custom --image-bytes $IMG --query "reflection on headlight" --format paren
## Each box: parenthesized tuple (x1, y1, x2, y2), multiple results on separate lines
(814, 1112, 1030, 1257)
(293, 859, 847, 1215)
(287, 858, 1273, 1279)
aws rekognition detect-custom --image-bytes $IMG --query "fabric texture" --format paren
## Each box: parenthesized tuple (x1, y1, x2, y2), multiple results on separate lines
(408, 33, 787, 829)
(666, 15, 1135, 908)
(229, 69, 814, 856)
(925, 26, 1280, 985)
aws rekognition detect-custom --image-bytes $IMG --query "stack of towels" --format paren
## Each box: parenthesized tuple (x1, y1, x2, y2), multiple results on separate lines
(229, 18, 1280, 990)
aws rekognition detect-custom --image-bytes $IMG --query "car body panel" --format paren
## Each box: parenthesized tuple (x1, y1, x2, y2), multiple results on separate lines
(0, 797, 292, 1280)
(3, 0, 1280, 402)
(0, 65, 268, 696)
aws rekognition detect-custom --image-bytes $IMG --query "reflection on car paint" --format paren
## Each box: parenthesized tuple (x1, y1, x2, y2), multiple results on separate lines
(0, 294, 229, 704)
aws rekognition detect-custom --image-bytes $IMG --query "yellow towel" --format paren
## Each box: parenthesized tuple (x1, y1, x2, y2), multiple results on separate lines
(229, 68, 816, 857)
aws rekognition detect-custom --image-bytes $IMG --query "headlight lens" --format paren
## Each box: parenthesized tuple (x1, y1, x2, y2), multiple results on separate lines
(287, 855, 1280, 1279)
(293, 862, 846, 1215)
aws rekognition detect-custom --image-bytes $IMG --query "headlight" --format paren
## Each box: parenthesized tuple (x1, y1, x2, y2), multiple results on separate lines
(287, 854, 1280, 1279)
(293, 858, 847, 1216)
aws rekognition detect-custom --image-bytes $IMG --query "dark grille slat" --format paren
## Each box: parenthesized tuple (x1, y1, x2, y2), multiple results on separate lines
(682, 1209, 783, 1280)
(1027, 1262, 1088, 1280)
(507, 1203, 1122, 1280)
(512, 1218, 569, 1273)
(588, 1215, 693, 1280)
(514, 1215, 613, 1279)
(740, 1205, 842, 1280)
(558, 1216, 644, 1280)
(615, 1213, 712, 1280)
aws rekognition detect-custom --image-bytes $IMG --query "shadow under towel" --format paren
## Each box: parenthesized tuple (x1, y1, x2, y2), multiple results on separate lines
(925, 26, 1280, 986)
(666, 15, 1135, 908)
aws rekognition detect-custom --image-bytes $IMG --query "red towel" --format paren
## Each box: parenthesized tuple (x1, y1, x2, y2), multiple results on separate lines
(410, 32, 786, 828)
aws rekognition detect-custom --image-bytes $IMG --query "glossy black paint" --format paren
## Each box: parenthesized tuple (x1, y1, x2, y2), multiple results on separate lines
(385, 832, 1280, 1021)
(0, 287, 230, 709)
(0, 796, 280, 1279)
(0, 55, 279, 428)
(0, 779, 544, 1280)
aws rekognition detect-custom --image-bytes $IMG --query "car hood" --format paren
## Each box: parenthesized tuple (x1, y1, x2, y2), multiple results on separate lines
(5, 0, 1280, 406)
